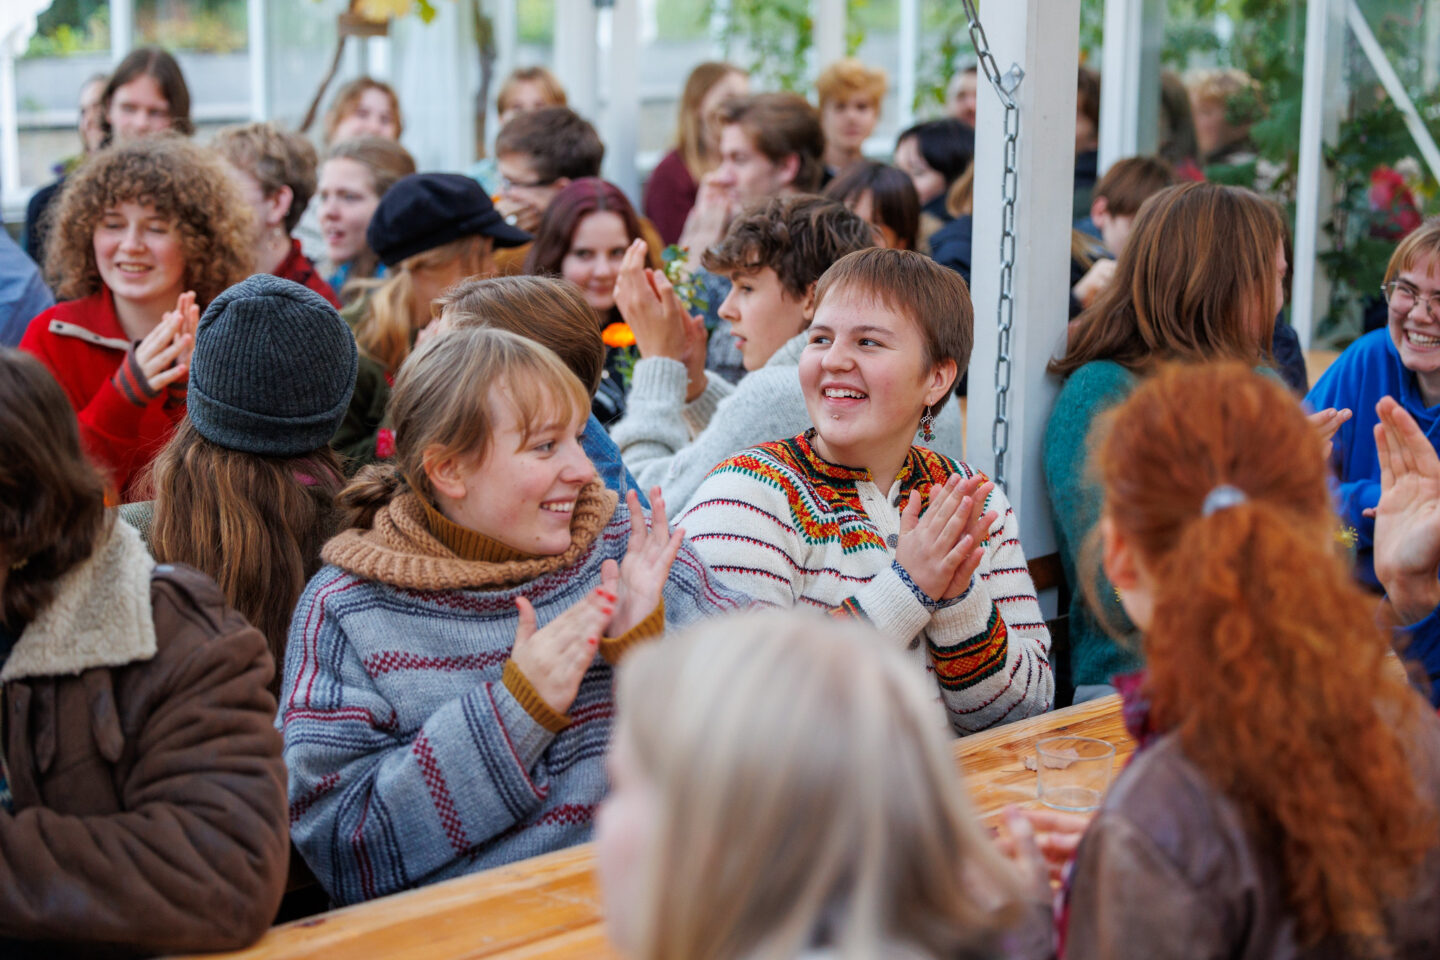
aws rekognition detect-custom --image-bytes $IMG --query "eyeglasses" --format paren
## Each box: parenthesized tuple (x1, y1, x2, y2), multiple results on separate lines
(497, 172, 558, 191)
(1382, 281, 1440, 319)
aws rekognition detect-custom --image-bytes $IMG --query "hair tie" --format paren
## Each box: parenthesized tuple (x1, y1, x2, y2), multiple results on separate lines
(1201, 484, 1247, 517)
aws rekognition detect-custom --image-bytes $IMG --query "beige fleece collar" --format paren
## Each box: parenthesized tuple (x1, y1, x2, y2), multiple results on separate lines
(2, 518, 157, 682)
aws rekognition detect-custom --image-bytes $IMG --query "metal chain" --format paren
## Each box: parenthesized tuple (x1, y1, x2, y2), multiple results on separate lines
(960, 0, 1023, 492)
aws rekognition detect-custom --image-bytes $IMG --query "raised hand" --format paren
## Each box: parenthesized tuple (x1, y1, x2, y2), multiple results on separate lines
(602, 488, 684, 637)
(1308, 406, 1352, 460)
(676, 171, 734, 263)
(129, 304, 194, 394)
(1371, 396, 1440, 624)
(894, 473, 994, 602)
(165, 291, 200, 374)
(511, 587, 614, 715)
(614, 239, 682, 359)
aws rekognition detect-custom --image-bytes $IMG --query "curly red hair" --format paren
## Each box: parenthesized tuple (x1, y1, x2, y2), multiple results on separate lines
(1095, 362, 1435, 951)
(44, 134, 252, 308)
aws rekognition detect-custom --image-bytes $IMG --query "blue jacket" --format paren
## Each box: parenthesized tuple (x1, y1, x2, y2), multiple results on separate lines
(1306, 328, 1440, 586)
(1397, 611, 1440, 707)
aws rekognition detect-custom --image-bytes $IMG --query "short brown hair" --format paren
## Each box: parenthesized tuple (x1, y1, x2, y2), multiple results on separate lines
(0, 349, 109, 628)
(494, 107, 605, 183)
(437, 275, 606, 399)
(46, 134, 252, 307)
(101, 47, 192, 141)
(702, 195, 875, 300)
(212, 121, 320, 233)
(815, 58, 887, 110)
(1383, 217, 1440, 284)
(1093, 156, 1176, 217)
(717, 93, 825, 194)
(813, 248, 974, 390)
(324, 77, 404, 143)
(496, 66, 567, 115)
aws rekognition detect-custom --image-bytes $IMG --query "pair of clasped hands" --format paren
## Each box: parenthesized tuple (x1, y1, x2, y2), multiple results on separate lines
(131, 291, 201, 394)
(510, 488, 685, 717)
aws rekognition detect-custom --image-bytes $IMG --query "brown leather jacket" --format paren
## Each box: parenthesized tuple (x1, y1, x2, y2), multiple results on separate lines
(1063, 718, 1440, 959)
(0, 520, 288, 957)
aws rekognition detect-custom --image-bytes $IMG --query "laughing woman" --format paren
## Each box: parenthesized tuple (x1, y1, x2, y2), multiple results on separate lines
(20, 135, 250, 500)
(281, 326, 742, 905)
(679, 248, 1053, 734)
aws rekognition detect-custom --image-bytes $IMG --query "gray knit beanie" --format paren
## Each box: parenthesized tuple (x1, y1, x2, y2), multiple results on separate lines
(188, 275, 358, 457)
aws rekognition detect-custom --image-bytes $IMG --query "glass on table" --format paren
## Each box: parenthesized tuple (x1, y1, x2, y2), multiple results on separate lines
(1035, 736, 1115, 813)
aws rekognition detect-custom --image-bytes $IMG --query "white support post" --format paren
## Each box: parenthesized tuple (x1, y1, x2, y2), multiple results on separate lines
(554, 0, 598, 121)
(1292, 0, 1344, 349)
(1097, 0, 1162, 174)
(110, 0, 134, 61)
(1424, 0, 1440, 92)
(897, 0, 919, 127)
(601, 0, 640, 198)
(965, 0, 1080, 582)
(247, 0, 269, 120)
(1347, 0, 1440, 183)
(813, 0, 845, 72)
(0, 35, 18, 207)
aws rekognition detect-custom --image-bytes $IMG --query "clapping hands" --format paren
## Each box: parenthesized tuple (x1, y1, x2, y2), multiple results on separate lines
(613, 240, 709, 402)
(130, 290, 199, 394)
(894, 472, 998, 602)
(600, 488, 685, 636)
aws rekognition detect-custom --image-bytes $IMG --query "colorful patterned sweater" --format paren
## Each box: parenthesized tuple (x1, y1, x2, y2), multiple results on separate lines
(679, 433, 1054, 734)
(280, 483, 745, 905)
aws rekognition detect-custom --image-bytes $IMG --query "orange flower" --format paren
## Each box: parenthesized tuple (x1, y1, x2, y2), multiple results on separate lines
(602, 321, 636, 348)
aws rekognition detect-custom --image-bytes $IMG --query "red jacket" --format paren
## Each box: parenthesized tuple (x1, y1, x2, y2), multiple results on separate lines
(18, 289, 184, 501)
(275, 239, 340, 307)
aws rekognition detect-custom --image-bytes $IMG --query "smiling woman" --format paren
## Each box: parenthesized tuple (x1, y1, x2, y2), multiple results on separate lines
(280, 325, 744, 907)
(680, 248, 1054, 735)
(19, 135, 251, 501)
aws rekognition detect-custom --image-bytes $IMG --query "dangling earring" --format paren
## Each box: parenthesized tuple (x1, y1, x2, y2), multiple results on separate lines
(920, 414, 935, 444)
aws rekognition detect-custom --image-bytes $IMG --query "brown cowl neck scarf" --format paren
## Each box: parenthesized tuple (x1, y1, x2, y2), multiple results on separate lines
(321, 480, 618, 591)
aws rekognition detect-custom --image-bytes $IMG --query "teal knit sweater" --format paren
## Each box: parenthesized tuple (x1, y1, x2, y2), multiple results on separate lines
(1042, 360, 1142, 690)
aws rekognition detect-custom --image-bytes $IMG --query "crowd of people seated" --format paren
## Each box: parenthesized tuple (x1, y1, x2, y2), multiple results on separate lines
(1, 41, 1439, 960)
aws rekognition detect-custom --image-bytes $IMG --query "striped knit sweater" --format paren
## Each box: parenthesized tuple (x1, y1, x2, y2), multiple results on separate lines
(679, 433, 1054, 734)
(280, 483, 745, 905)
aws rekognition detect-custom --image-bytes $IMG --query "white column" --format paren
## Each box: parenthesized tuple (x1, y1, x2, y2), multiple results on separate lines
(812, 0, 845, 72)
(0, 35, 18, 206)
(110, 0, 134, 60)
(247, 0, 269, 120)
(1097, 0, 1162, 174)
(601, 0, 640, 197)
(965, 0, 1081, 572)
(554, 0, 598, 121)
(897, 0, 919, 129)
(488, 0, 518, 151)
(1291, 0, 1344, 349)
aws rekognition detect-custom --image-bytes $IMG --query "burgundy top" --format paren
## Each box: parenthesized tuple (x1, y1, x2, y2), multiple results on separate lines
(275, 239, 341, 308)
(643, 149, 698, 247)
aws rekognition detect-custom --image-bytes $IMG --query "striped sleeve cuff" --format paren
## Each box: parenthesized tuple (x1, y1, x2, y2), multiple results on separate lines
(110, 348, 162, 408)
(501, 659, 571, 734)
(600, 600, 666, 664)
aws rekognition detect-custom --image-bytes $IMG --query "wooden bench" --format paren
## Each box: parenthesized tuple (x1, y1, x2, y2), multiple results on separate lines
(169, 695, 1130, 960)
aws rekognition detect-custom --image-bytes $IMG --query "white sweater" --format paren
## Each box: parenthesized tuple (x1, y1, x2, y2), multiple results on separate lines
(610, 333, 967, 510)
(678, 433, 1054, 734)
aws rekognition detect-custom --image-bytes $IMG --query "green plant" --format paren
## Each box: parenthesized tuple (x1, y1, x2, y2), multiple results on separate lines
(707, 0, 814, 91)
(23, 5, 109, 58)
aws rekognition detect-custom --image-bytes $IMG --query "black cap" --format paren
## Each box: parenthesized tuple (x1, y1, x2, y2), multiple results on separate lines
(367, 172, 531, 267)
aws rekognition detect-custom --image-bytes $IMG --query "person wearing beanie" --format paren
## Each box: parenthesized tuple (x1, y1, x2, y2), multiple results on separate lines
(335, 172, 529, 470)
(121, 274, 357, 695)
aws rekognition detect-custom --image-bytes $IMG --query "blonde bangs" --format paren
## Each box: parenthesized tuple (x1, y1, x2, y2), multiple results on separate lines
(496, 350, 591, 450)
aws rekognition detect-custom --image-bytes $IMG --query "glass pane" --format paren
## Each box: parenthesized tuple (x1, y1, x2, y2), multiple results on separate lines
(16, 2, 111, 192)
(134, 0, 248, 52)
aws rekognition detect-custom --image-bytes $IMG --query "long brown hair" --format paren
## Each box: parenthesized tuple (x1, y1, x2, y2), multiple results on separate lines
(149, 420, 344, 690)
(676, 62, 746, 182)
(1094, 362, 1435, 951)
(101, 46, 193, 141)
(1050, 182, 1283, 378)
(0, 350, 109, 629)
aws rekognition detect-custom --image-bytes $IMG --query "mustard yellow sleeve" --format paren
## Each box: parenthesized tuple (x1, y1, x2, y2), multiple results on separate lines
(600, 600, 666, 665)
(501, 659, 571, 733)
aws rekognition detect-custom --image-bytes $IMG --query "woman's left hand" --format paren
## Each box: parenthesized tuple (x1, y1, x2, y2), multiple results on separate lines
(1308, 406, 1352, 460)
(601, 487, 684, 636)
(939, 478, 997, 600)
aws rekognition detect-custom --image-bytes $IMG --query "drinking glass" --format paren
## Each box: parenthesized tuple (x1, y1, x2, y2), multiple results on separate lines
(1035, 736, 1115, 812)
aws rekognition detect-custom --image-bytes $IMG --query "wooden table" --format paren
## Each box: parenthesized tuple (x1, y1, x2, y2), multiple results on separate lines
(170, 695, 1130, 960)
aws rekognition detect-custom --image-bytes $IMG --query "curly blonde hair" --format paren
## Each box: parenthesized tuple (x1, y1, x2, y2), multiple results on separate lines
(45, 134, 252, 307)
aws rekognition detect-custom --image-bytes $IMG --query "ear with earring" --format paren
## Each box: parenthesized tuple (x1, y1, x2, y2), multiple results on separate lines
(920, 413, 935, 444)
